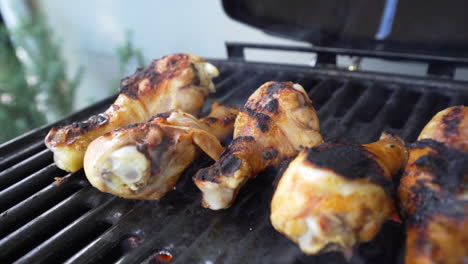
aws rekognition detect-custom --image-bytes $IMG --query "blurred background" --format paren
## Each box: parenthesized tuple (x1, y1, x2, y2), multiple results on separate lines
(0, 0, 312, 144)
(1, 0, 467, 144)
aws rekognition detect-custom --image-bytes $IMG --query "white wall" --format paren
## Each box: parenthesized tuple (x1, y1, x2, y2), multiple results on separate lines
(36, 0, 311, 108)
(27, 0, 468, 110)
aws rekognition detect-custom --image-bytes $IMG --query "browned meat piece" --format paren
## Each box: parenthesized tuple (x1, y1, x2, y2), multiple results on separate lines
(398, 106, 468, 264)
(271, 133, 407, 256)
(45, 53, 219, 172)
(83, 102, 238, 200)
(418, 105, 468, 152)
(194, 81, 323, 210)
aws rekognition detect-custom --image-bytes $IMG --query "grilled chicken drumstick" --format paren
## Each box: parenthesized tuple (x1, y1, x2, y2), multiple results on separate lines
(194, 81, 323, 210)
(45, 53, 219, 172)
(83, 102, 238, 200)
(398, 105, 467, 264)
(271, 132, 408, 256)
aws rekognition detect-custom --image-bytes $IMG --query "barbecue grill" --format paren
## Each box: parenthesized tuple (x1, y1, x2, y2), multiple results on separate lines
(1, 1, 468, 263)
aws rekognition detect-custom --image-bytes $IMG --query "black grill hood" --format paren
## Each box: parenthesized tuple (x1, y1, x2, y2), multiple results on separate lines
(222, 0, 468, 58)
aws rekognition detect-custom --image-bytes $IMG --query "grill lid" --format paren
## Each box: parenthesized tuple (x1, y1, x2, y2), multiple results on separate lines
(222, 0, 468, 58)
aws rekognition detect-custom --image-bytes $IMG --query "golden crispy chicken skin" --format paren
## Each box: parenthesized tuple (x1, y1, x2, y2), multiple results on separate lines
(271, 133, 408, 256)
(45, 53, 219, 172)
(418, 105, 468, 152)
(194, 81, 323, 210)
(398, 106, 467, 264)
(83, 102, 238, 200)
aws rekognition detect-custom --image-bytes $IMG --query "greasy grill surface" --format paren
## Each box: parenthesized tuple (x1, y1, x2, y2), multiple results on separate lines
(1, 59, 467, 264)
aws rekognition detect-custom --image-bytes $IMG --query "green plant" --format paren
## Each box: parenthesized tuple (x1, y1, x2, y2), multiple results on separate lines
(13, 17, 83, 120)
(0, 18, 83, 144)
(111, 31, 145, 94)
(0, 25, 46, 143)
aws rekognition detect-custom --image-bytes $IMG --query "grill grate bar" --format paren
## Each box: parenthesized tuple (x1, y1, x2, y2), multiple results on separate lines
(322, 85, 373, 141)
(215, 71, 260, 101)
(0, 60, 467, 264)
(0, 188, 112, 261)
(0, 163, 67, 213)
(383, 89, 422, 131)
(15, 196, 133, 264)
(307, 79, 341, 110)
(365, 88, 406, 140)
(0, 174, 84, 239)
(0, 149, 52, 191)
(64, 210, 139, 264)
(0, 141, 46, 172)
(400, 92, 440, 141)
(0, 188, 106, 263)
(214, 70, 245, 91)
(218, 72, 273, 104)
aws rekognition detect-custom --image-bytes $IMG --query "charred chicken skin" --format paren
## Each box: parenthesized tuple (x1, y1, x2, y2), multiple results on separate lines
(194, 81, 323, 210)
(45, 53, 219, 172)
(398, 105, 468, 264)
(271, 132, 407, 256)
(83, 102, 238, 200)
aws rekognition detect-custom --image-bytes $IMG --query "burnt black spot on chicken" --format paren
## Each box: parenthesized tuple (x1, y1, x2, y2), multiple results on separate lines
(408, 183, 465, 226)
(245, 107, 271, 133)
(442, 106, 463, 138)
(71, 113, 109, 131)
(222, 136, 256, 156)
(231, 136, 255, 145)
(194, 162, 222, 183)
(411, 139, 467, 191)
(406, 139, 468, 226)
(222, 113, 237, 126)
(149, 110, 174, 121)
(195, 168, 216, 183)
(190, 63, 201, 86)
(263, 148, 279, 160)
(305, 142, 393, 195)
(203, 117, 218, 125)
(120, 54, 191, 99)
(120, 60, 159, 99)
(65, 113, 110, 142)
(220, 155, 242, 175)
(105, 123, 141, 136)
(264, 99, 279, 114)
(266, 82, 289, 96)
(147, 135, 175, 177)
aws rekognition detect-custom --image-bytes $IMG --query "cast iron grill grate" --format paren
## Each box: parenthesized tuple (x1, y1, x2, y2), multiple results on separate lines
(0, 59, 467, 264)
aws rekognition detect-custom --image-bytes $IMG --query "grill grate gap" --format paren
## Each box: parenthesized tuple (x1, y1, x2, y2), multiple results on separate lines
(0, 164, 68, 213)
(307, 79, 342, 110)
(0, 149, 52, 191)
(294, 75, 321, 90)
(385, 89, 421, 129)
(0, 141, 46, 172)
(0, 60, 467, 264)
(356, 86, 392, 123)
(333, 82, 367, 117)
(42, 221, 113, 264)
(0, 180, 84, 239)
(400, 92, 447, 142)
(90, 234, 144, 264)
(217, 72, 262, 103)
(1, 203, 92, 263)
